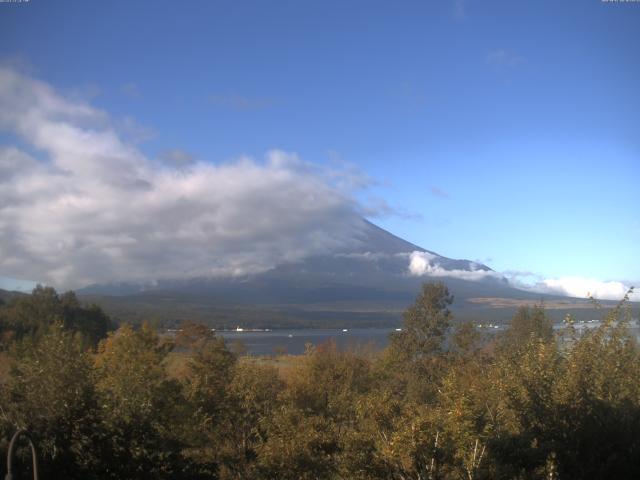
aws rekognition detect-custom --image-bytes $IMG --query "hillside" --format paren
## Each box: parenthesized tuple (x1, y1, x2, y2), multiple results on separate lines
(76, 221, 625, 328)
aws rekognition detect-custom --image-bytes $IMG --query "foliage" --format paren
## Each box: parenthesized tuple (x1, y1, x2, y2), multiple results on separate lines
(93, 323, 193, 479)
(1, 282, 640, 479)
(0, 323, 101, 479)
(0, 286, 112, 349)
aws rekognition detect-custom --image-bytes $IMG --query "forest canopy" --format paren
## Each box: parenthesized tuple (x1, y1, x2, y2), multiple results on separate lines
(1, 282, 639, 479)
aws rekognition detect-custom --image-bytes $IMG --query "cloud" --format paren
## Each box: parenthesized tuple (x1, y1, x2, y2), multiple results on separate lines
(66, 84, 102, 102)
(325, 151, 375, 191)
(408, 251, 436, 276)
(486, 49, 524, 68)
(503, 271, 639, 302)
(0, 54, 37, 75)
(0, 66, 375, 289)
(408, 251, 503, 282)
(406, 254, 638, 301)
(208, 93, 273, 111)
(334, 252, 400, 261)
(531, 277, 638, 302)
(157, 148, 195, 168)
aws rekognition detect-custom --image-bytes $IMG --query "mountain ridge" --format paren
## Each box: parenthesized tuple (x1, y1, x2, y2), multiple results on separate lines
(72, 220, 629, 328)
(78, 219, 494, 298)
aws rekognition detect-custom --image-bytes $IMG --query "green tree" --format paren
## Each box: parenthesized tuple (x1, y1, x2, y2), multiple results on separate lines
(452, 321, 483, 359)
(217, 360, 284, 479)
(551, 299, 640, 479)
(386, 281, 454, 402)
(257, 407, 339, 480)
(500, 305, 553, 354)
(257, 341, 373, 479)
(0, 286, 62, 341)
(93, 323, 191, 479)
(58, 291, 112, 346)
(0, 323, 102, 479)
(0, 286, 112, 348)
(390, 282, 454, 359)
(180, 327, 237, 476)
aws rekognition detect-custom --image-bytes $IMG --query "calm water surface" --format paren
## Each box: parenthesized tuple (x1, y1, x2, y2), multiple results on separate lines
(218, 328, 395, 355)
(217, 322, 640, 356)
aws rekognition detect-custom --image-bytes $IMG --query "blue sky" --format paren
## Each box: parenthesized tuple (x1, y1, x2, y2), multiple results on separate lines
(0, 0, 639, 295)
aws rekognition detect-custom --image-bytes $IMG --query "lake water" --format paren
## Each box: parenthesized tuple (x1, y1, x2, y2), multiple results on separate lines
(218, 328, 396, 355)
(217, 322, 640, 356)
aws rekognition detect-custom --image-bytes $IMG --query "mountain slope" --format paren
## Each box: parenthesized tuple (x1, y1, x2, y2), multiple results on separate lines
(0, 288, 27, 304)
(77, 220, 607, 327)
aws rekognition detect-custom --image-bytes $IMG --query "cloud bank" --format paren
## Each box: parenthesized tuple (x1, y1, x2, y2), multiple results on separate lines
(1, 66, 635, 302)
(0, 67, 372, 289)
(409, 253, 638, 302)
(408, 251, 503, 282)
(523, 276, 638, 302)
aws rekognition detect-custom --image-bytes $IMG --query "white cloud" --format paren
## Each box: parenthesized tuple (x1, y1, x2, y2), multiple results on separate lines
(406, 253, 638, 302)
(408, 251, 503, 282)
(408, 251, 436, 276)
(501, 271, 639, 302)
(0, 66, 375, 289)
(531, 277, 638, 302)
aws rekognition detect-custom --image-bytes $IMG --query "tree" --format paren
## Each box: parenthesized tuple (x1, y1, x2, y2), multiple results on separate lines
(174, 321, 215, 351)
(93, 323, 191, 479)
(390, 281, 454, 359)
(217, 360, 284, 479)
(0, 286, 112, 348)
(0, 286, 62, 341)
(180, 328, 236, 476)
(257, 341, 373, 479)
(500, 305, 553, 354)
(386, 281, 454, 402)
(551, 298, 640, 478)
(58, 291, 112, 346)
(452, 321, 482, 359)
(0, 323, 102, 479)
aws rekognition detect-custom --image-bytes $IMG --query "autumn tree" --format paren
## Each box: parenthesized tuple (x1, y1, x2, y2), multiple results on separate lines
(390, 281, 454, 359)
(0, 323, 101, 479)
(93, 323, 191, 479)
(385, 281, 454, 403)
(0, 286, 112, 348)
(551, 296, 640, 478)
(217, 360, 284, 479)
(500, 305, 554, 354)
(180, 325, 237, 476)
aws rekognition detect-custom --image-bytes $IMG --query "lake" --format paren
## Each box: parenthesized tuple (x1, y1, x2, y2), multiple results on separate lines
(218, 328, 396, 355)
(216, 321, 640, 356)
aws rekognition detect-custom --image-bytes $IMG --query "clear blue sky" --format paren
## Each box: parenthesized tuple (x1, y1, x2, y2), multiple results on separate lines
(1, 0, 639, 289)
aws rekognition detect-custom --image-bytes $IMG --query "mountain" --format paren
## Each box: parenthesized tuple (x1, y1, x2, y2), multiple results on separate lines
(80, 220, 495, 298)
(0, 288, 27, 304)
(77, 220, 610, 328)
